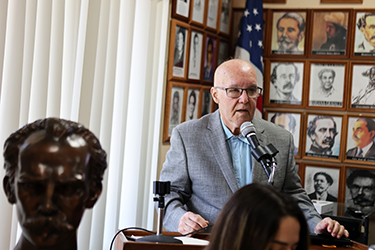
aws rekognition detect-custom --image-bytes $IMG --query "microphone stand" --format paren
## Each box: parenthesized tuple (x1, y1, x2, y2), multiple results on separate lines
(251, 144, 279, 185)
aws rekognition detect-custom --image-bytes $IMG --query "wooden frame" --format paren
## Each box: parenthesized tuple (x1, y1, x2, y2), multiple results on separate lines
(264, 59, 306, 107)
(198, 86, 214, 118)
(306, 60, 348, 110)
(309, 9, 352, 58)
(265, 110, 304, 158)
(303, 112, 344, 161)
(217, 0, 232, 36)
(205, 0, 220, 31)
(188, 28, 205, 82)
(168, 20, 190, 80)
(344, 166, 375, 215)
(163, 82, 187, 142)
(268, 9, 308, 56)
(190, 0, 207, 27)
(344, 115, 375, 164)
(304, 164, 341, 202)
(172, 0, 191, 22)
(352, 10, 375, 58)
(264, 0, 286, 3)
(321, 0, 362, 3)
(348, 61, 375, 110)
(202, 33, 217, 83)
(217, 38, 229, 67)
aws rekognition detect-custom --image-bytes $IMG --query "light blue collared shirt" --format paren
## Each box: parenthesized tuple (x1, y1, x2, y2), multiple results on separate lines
(220, 117, 252, 188)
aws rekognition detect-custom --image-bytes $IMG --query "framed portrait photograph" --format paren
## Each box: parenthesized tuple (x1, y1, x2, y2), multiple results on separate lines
(173, 0, 191, 21)
(308, 62, 346, 108)
(188, 30, 204, 81)
(185, 88, 200, 121)
(345, 116, 375, 162)
(345, 167, 375, 215)
(218, 0, 232, 35)
(266, 111, 302, 157)
(270, 10, 307, 55)
(304, 165, 340, 202)
(353, 11, 375, 57)
(202, 35, 217, 82)
(206, 0, 219, 30)
(163, 82, 186, 142)
(217, 39, 229, 67)
(200, 88, 213, 118)
(304, 113, 342, 159)
(190, 0, 206, 26)
(168, 20, 190, 80)
(350, 63, 375, 109)
(310, 10, 350, 56)
(268, 61, 304, 105)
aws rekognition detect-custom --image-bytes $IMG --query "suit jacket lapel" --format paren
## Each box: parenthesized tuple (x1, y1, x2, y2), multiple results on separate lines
(206, 111, 238, 193)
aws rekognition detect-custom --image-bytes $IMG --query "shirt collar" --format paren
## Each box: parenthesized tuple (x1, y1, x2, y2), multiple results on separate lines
(219, 115, 249, 145)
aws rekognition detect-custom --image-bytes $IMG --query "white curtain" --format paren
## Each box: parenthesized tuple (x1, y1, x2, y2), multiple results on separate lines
(0, 0, 170, 249)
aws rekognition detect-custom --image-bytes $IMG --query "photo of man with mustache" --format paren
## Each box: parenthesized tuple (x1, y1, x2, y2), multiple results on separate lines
(306, 115, 339, 158)
(346, 118, 375, 160)
(272, 12, 305, 55)
(269, 62, 302, 104)
(345, 169, 375, 215)
(308, 172, 337, 202)
(355, 12, 375, 54)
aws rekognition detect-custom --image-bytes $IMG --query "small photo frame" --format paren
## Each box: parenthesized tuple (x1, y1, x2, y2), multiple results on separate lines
(305, 113, 342, 159)
(350, 63, 375, 109)
(168, 20, 190, 80)
(202, 35, 217, 82)
(270, 11, 307, 55)
(345, 116, 375, 162)
(163, 82, 186, 142)
(308, 62, 346, 108)
(217, 39, 229, 67)
(268, 61, 304, 105)
(266, 111, 302, 157)
(200, 88, 213, 118)
(353, 11, 375, 57)
(304, 165, 340, 202)
(206, 0, 219, 30)
(218, 0, 232, 35)
(173, 0, 191, 21)
(345, 167, 375, 214)
(190, 0, 206, 26)
(310, 10, 350, 56)
(185, 88, 200, 121)
(188, 30, 204, 81)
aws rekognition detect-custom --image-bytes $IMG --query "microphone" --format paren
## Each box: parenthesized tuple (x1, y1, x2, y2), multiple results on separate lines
(241, 122, 279, 185)
(240, 122, 259, 149)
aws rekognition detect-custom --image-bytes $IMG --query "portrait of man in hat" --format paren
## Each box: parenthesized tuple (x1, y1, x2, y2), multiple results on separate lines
(312, 12, 348, 55)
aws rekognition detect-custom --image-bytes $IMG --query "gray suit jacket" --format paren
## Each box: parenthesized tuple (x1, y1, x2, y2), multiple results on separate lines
(160, 110, 321, 232)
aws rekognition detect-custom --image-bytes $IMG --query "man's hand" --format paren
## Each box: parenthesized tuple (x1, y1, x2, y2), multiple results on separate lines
(314, 217, 349, 238)
(178, 212, 209, 235)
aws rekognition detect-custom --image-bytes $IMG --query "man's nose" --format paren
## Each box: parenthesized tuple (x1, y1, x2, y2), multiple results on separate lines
(39, 184, 57, 214)
(238, 89, 249, 103)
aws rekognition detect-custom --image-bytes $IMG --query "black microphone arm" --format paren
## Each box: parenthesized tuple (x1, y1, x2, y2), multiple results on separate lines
(240, 122, 279, 185)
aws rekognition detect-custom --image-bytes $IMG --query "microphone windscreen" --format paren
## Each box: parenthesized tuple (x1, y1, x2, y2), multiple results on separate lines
(240, 122, 256, 137)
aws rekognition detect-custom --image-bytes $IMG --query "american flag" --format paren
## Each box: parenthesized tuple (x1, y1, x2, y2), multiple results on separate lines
(234, 0, 263, 118)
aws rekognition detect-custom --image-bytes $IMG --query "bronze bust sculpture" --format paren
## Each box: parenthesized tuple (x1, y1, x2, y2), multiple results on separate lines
(3, 118, 107, 250)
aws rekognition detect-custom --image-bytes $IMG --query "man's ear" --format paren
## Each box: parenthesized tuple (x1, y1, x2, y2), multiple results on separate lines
(211, 87, 219, 104)
(85, 183, 102, 208)
(3, 176, 16, 204)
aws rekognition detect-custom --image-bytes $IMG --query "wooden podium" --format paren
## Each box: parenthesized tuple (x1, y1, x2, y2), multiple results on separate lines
(114, 230, 369, 250)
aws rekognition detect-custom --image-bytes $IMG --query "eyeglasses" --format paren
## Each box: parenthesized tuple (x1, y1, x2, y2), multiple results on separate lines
(350, 184, 374, 193)
(215, 86, 262, 99)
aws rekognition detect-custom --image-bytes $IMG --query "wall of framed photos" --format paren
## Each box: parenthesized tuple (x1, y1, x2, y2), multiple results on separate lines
(261, 8, 375, 208)
(162, 0, 232, 142)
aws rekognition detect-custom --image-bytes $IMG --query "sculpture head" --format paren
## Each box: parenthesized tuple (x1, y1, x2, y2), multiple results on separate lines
(3, 118, 107, 249)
